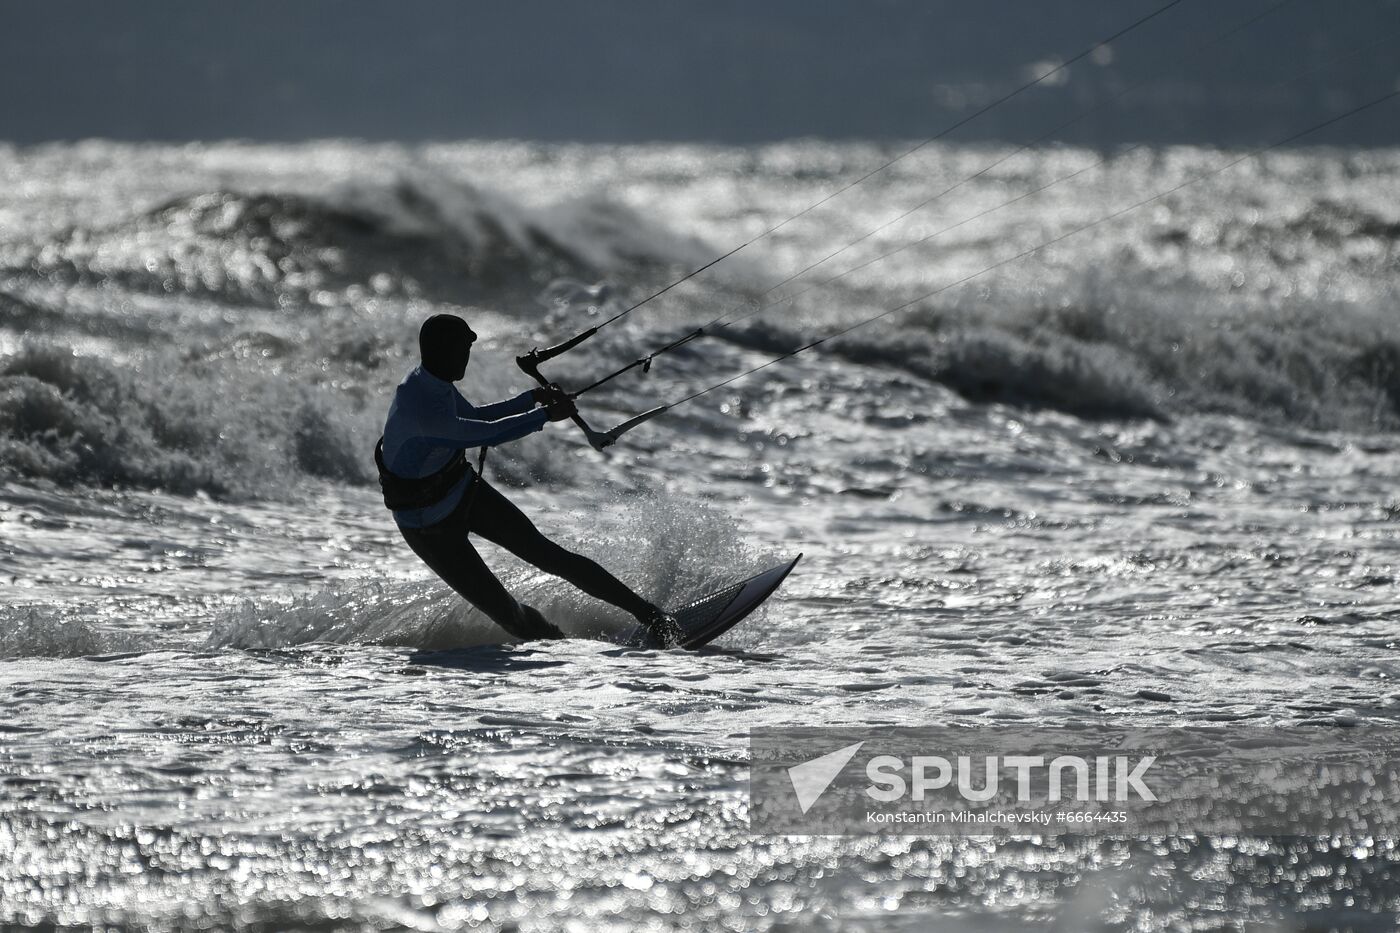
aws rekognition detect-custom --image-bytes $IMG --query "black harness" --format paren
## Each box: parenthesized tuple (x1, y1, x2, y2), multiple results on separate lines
(373, 438, 481, 512)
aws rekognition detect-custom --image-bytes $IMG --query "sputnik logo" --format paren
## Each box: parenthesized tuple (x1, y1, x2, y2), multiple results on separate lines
(787, 741, 865, 813)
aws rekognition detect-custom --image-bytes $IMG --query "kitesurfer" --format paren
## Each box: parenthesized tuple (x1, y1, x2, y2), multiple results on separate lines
(376, 314, 677, 644)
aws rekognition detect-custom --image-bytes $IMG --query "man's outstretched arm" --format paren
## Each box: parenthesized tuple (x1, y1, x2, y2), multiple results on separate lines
(421, 395, 549, 451)
(460, 389, 537, 422)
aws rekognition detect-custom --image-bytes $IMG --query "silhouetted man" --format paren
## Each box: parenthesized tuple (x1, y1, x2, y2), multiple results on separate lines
(376, 314, 674, 643)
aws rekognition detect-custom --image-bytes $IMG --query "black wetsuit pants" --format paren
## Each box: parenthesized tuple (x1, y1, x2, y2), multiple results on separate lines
(398, 478, 653, 640)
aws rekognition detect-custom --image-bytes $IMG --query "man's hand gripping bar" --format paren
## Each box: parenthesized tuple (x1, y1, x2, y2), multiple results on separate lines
(517, 330, 667, 451)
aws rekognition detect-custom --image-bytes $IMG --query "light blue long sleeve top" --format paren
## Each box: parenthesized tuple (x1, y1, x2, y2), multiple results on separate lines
(381, 366, 548, 528)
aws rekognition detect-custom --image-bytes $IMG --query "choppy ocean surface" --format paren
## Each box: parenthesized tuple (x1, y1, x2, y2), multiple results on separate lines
(2, 138, 1400, 930)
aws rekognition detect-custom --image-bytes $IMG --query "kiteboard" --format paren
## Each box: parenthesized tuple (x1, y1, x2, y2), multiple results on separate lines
(616, 554, 801, 649)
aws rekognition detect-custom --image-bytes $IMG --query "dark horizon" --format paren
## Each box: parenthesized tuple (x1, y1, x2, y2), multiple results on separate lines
(3, 0, 1398, 148)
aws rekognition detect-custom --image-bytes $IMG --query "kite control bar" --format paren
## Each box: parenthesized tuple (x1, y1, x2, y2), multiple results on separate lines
(517, 330, 669, 451)
(516, 331, 612, 449)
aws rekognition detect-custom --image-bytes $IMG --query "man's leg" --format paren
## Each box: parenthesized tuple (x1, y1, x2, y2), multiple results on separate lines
(466, 480, 659, 622)
(399, 518, 564, 641)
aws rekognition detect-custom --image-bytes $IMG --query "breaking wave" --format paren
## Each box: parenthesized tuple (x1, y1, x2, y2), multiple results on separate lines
(720, 280, 1400, 429)
(0, 341, 374, 497)
(0, 171, 719, 308)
